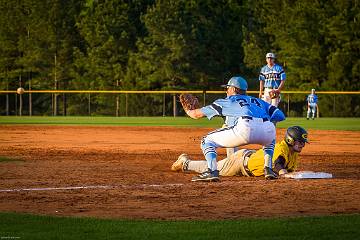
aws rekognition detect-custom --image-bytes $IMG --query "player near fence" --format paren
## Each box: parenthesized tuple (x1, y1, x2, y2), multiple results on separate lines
(259, 52, 286, 107)
(179, 76, 285, 182)
(307, 88, 318, 120)
(171, 126, 308, 178)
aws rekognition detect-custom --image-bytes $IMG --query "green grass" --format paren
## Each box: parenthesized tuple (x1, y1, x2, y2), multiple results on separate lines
(0, 116, 359, 130)
(0, 116, 222, 127)
(276, 117, 360, 130)
(0, 212, 359, 240)
(0, 156, 23, 163)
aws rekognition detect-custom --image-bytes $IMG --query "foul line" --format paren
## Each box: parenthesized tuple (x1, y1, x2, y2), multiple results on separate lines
(0, 183, 184, 192)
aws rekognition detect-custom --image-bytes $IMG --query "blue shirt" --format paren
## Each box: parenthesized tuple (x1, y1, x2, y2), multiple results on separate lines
(307, 94, 318, 106)
(201, 94, 286, 126)
(259, 64, 286, 88)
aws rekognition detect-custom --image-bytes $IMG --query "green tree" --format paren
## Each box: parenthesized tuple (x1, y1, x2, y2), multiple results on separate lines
(73, 0, 152, 90)
(323, 0, 360, 90)
(243, 0, 328, 90)
(243, 0, 359, 92)
(125, 0, 245, 90)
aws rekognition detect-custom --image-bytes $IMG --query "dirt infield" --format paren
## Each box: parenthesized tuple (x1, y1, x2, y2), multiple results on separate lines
(0, 125, 359, 220)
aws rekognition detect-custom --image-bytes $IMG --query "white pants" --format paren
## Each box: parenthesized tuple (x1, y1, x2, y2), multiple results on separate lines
(204, 118, 275, 148)
(262, 88, 280, 107)
(188, 149, 249, 176)
(307, 105, 317, 119)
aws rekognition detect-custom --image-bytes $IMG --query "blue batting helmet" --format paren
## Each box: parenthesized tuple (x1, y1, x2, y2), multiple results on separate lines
(221, 76, 248, 91)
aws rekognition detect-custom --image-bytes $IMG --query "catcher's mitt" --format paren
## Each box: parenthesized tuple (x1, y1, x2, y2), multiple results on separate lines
(269, 90, 280, 99)
(179, 94, 200, 112)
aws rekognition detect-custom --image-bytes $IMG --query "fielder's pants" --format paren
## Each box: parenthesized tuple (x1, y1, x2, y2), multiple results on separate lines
(201, 118, 275, 171)
(307, 104, 317, 119)
(203, 118, 276, 148)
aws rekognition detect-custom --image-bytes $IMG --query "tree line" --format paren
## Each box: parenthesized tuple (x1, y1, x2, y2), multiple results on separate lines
(0, 0, 359, 116)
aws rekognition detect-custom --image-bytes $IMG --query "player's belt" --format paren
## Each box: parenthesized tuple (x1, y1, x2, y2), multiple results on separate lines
(239, 150, 256, 177)
(241, 116, 269, 122)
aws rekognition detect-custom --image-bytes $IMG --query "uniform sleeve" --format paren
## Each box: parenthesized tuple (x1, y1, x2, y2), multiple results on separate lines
(274, 141, 299, 173)
(279, 65, 286, 80)
(263, 100, 285, 122)
(285, 154, 298, 172)
(269, 107, 285, 122)
(259, 67, 265, 81)
(281, 141, 298, 172)
(200, 102, 222, 120)
(287, 163, 297, 172)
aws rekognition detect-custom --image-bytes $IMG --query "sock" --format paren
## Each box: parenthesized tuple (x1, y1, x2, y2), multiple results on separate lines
(205, 152, 217, 171)
(263, 139, 275, 168)
(201, 139, 218, 172)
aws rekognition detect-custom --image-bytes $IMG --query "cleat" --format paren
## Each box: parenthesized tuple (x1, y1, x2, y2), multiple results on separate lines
(191, 169, 220, 182)
(171, 153, 190, 172)
(264, 167, 278, 180)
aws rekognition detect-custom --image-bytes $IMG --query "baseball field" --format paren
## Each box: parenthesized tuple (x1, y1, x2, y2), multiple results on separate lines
(0, 117, 359, 239)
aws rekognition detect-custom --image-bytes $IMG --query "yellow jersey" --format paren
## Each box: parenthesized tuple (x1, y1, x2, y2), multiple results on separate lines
(247, 140, 299, 177)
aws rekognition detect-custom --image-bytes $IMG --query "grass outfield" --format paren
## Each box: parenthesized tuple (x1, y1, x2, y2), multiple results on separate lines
(0, 212, 359, 240)
(0, 116, 359, 130)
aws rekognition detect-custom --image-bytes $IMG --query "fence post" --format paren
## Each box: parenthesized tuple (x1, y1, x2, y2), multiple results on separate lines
(88, 93, 91, 116)
(116, 80, 119, 117)
(15, 94, 17, 115)
(287, 94, 290, 116)
(162, 93, 166, 116)
(51, 93, 53, 116)
(173, 94, 177, 117)
(19, 93, 23, 116)
(203, 92, 206, 106)
(62, 93, 66, 116)
(116, 95, 119, 117)
(6, 93, 9, 115)
(54, 54, 58, 116)
(5, 73, 9, 115)
(125, 93, 128, 116)
(29, 79, 32, 116)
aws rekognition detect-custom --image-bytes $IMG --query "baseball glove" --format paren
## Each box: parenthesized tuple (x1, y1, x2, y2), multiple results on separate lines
(269, 90, 280, 99)
(179, 93, 200, 112)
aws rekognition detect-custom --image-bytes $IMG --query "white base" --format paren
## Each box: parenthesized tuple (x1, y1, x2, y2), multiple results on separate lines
(284, 171, 333, 179)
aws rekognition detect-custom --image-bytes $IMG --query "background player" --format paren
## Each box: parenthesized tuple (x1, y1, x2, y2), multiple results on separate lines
(184, 76, 285, 182)
(171, 126, 308, 178)
(307, 88, 318, 120)
(259, 52, 286, 107)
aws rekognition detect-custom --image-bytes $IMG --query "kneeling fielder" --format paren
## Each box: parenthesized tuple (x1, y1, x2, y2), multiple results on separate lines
(171, 126, 308, 178)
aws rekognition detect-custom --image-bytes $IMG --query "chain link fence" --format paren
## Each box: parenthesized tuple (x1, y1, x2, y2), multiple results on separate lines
(0, 90, 359, 117)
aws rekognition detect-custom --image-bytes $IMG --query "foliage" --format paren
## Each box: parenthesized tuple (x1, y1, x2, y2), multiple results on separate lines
(242, 0, 359, 92)
(124, 0, 245, 90)
(0, 0, 358, 116)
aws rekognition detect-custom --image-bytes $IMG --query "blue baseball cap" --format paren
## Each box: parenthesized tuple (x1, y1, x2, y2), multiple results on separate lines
(221, 76, 248, 91)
